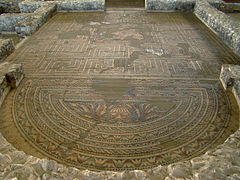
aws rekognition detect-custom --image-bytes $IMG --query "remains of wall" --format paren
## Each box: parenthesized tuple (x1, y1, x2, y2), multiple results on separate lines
(145, 0, 221, 11)
(0, 0, 22, 14)
(15, 4, 57, 37)
(0, 39, 14, 62)
(0, 13, 28, 32)
(0, 62, 23, 108)
(0, 0, 105, 37)
(146, 0, 195, 11)
(194, 0, 240, 56)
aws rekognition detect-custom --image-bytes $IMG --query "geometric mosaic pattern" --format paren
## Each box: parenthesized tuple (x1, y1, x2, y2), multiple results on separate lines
(3, 11, 240, 171)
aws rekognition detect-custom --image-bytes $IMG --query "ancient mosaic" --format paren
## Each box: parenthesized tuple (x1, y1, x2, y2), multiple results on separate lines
(2, 11, 239, 171)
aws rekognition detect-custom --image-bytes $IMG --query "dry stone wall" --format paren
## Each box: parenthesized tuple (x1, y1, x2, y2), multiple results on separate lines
(0, 0, 22, 14)
(0, 62, 23, 108)
(0, 39, 14, 62)
(194, 0, 240, 56)
(146, 0, 195, 11)
(15, 4, 57, 37)
(0, 13, 28, 32)
(0, 0, 104, 37)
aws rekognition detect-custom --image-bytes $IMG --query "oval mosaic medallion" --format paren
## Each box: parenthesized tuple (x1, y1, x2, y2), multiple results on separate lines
(13, 78, 235, 171)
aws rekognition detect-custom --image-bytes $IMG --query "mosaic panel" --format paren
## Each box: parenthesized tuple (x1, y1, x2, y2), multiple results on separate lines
(2, 11, 239, 171)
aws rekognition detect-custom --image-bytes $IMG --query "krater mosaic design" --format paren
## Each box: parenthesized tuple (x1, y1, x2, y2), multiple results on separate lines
(4, 11, 240, 171)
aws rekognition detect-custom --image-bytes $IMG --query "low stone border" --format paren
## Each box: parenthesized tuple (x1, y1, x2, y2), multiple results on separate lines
(145, 0, 221, 11)
(0, 39, 14, 62)
(0, 62, 23, 108)
(20, 0, 105, 12)
(16, 3, 57, 37)
(0, 0, 21, 14)
(194, 0, 240, 57)
(220, 64, 240, 111)
(0, 13, 28, 32)
(0, 0, 104, 37)
(146, 0, 195, 11)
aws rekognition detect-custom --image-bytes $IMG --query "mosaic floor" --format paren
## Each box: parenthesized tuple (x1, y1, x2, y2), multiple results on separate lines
(0, 11, 239, 171)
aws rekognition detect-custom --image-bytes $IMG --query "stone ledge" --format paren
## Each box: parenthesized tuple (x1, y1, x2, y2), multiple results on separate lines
(1, 0, 105, 37)
(0, 13, 28, 32)
(194, 0, 240, 56)
(0, 39, 14, 62)
(0, 62, 23, 108)
(145, 0, 222, 11)
(16, 4, 57, 37)
(0, 62, 24, 88)
(0, 0, 21, 13)
(220, 64, 240, 110)
(0, 75, 9, 109)
(146, 0, 195, 11)
(20, 0, 105, 12)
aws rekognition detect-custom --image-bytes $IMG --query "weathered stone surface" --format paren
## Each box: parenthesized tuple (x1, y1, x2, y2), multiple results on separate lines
(16, 4, 57, 37)
(168, 163, 192, 178)
(19, 1, 42, 13)
(0, 13, 27, 32)
(0, 75, 9, 108)
(0, 62, 23, 88)
(220, 64, 240, 109)
(0, 0, 22, 13)
(0, 39, 14, 62)
(146, 0, 195, 11)
(1, 0, 104, 37)
(194, 0, 240, 56)
(56, 0, 104, 11)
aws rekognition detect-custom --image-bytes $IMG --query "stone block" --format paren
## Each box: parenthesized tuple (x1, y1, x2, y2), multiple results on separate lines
(0, 62, 24, 88)
(57, 1, 104, 11)
(0, 1, 21, 13)
(0, 13, 27, 32)
(220, 64, 240, 108)
(16, 4, 56, 37)
(0, 39, 15, 62)
(146, 0, 195, 11)
(194, 0, 240, 56)
(0, 75, 10, 108)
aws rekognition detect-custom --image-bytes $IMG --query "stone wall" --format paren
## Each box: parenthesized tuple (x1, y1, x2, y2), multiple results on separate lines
(56, 0, 104, 12)
(194, 0, 240, 57)
(0, 2, 56, 37)
(0, 0, 22, 14)
(220, 64, 240, 111)
(16, 4, 57, 37)
(0, 0, 104, 37)
(0, 62, 23, 108)
(0, 13, 28, 32)
(0, 39, 14, 62)
(20, 0, 105, 12)
(146, 0, 195, 11)
(145, 0, 222, 11)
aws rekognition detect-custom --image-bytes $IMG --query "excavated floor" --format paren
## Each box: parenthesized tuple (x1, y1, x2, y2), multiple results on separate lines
(0, 11, 239, 171)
